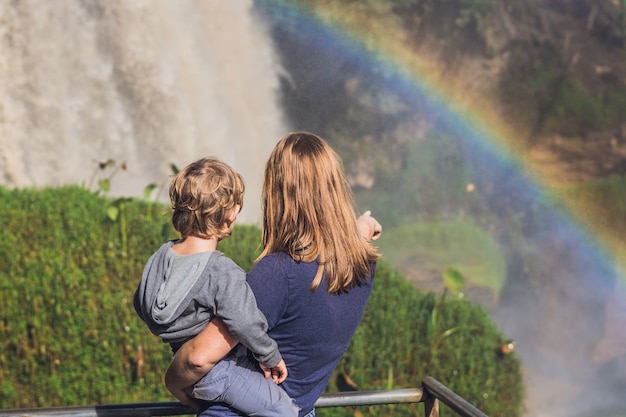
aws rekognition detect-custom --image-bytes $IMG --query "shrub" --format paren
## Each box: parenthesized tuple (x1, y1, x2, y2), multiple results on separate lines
(324, 261, 525, 417)
(0, 186, 177, 406)
(0, 186, 523, 416)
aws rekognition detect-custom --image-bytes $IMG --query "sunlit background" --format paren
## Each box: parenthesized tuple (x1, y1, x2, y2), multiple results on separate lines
(2, 1, 626, 416)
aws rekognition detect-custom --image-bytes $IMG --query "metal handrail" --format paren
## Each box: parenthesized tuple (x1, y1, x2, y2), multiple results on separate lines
(316, 387, 424, 407)
(0, 377, 487, 417)
(422, 377, 488, 417)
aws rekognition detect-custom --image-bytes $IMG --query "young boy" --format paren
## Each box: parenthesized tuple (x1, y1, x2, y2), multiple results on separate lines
(133, 156, 298, 416)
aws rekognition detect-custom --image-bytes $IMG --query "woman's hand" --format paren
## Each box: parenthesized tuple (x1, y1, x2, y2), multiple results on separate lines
(357, 210, 382, 241)
(164, 317, 238, 406)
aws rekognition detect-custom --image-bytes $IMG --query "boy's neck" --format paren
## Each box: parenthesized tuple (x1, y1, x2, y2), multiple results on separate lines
(172, 235, 218, 255)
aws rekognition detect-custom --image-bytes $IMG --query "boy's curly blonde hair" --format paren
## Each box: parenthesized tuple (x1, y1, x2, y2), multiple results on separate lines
(169, 156, 244, 241)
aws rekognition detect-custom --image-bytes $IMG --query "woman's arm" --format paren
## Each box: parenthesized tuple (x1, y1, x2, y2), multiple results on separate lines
(164, 317, 238, 408)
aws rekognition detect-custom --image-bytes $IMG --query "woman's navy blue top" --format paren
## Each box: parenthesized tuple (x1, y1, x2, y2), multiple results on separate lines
(198, 251, 375, 417)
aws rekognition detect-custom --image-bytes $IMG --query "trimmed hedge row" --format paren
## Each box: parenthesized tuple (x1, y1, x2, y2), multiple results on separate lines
(0, 185, 523, 416)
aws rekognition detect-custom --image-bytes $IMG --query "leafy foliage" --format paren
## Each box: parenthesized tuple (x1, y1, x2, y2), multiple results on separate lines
(0, 186, 523, 416)
(323, 263, 525, 417)
(499, 50, 626, 137)
(0, 185, 176, 406)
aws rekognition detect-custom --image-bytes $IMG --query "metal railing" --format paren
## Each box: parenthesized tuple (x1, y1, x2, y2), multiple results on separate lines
(0, 376, 487, 417)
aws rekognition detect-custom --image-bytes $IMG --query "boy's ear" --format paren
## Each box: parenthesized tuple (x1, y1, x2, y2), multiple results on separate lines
(227, 205, 241, 223)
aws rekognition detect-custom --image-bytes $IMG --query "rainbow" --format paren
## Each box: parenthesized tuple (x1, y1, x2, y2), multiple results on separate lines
(261, 0, 625, 284)
(259, 1, 626, 414)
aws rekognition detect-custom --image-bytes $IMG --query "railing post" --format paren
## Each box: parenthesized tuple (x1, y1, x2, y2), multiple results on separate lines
(422, 376, 488, 417)
(424, 393, 439, 417)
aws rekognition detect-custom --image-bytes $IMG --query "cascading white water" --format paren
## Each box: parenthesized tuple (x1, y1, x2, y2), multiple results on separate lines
(0, 0, 285, 224)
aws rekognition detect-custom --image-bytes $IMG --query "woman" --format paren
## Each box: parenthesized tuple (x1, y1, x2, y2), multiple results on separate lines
(165, 132, 382, 417)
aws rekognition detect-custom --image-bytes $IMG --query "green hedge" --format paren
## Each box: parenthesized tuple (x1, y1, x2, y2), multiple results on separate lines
(323, 262, 524, 416)
(0, 186, 175, 406)
(0, 185, 523, 416)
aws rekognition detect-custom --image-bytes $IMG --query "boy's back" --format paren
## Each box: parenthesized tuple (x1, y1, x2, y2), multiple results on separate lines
(134, 240, 280, 367)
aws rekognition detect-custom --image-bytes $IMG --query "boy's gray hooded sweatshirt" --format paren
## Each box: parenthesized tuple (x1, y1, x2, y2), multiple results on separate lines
(134, 240, 281, 368)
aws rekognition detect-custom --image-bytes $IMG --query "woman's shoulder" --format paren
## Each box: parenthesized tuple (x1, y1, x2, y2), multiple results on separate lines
(258, 251, 319, 268)
(254, 251, 288, 270)
(252, 252, 318, 275)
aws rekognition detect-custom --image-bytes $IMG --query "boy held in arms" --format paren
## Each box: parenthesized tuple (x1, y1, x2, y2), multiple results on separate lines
(134, 156, 298, 416)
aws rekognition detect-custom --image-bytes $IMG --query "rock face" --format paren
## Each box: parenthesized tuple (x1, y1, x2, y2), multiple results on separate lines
(530, 126, 626, 186)
(402, 0, 626, 184)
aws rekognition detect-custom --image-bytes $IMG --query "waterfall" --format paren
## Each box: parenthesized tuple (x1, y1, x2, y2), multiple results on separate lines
(0, 0, 284, 224)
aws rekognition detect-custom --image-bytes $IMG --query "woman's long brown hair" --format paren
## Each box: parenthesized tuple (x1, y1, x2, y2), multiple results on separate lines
(258, 132, 380, 293)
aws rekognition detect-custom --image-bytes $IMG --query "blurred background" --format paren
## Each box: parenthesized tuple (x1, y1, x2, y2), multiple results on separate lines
(1, 1, 626, 416)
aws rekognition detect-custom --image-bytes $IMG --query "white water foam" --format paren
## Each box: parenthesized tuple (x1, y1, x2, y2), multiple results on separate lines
(0, 0, 285, 224)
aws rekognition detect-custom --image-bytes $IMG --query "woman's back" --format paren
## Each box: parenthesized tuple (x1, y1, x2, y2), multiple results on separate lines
(247, 252, 375, 414)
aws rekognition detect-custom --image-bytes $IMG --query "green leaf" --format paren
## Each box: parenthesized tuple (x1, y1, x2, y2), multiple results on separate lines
(98, 179, 111, 193)
(106, 206, 119, 221)
(386, 368, 394, 390)
(143, 183, 158, 201)
(442, 267, 465, 296)
(429, 305, 438, 332)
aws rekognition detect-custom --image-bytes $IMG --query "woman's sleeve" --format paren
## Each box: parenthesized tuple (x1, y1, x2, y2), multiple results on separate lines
(246, 255, 289, 330)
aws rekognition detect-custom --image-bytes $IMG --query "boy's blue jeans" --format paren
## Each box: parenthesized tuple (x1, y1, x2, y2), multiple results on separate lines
(192, 345, 299, 417)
